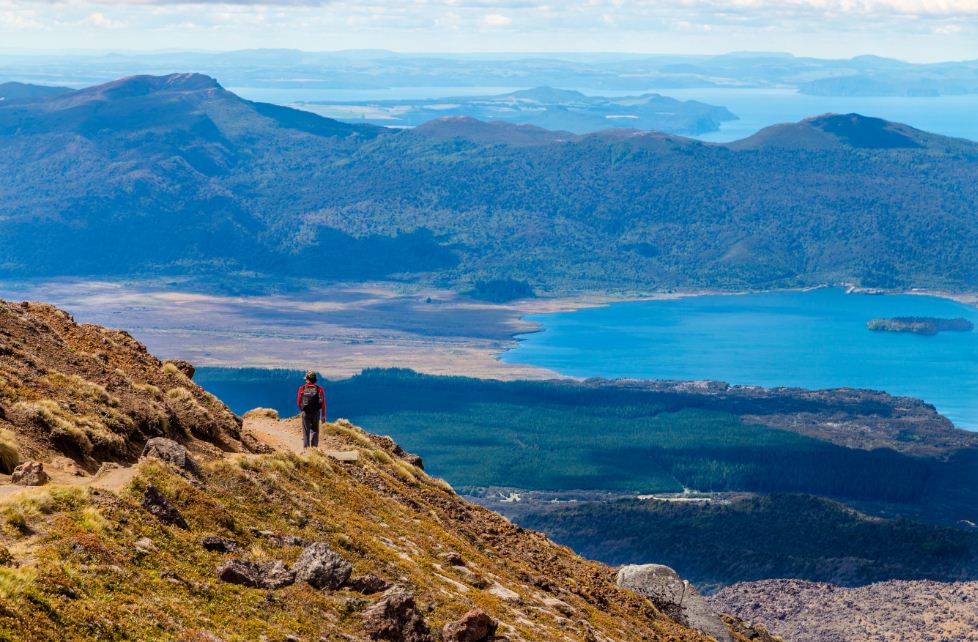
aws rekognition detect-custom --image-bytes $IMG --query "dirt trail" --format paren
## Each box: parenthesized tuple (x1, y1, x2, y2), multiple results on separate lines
(0, 416, 345, 506)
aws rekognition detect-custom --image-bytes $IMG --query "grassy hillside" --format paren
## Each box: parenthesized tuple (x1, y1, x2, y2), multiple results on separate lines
(2, 75, 978, 292)
(0, 299, 715, 641)
(0, 421, 716, 641)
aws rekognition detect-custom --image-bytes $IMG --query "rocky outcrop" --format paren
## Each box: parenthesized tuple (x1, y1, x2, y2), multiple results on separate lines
(442, 609, 497, 642)
(616, 564, 733, 642)
(141, 438, 202, 477)
(362, 587, 433, 642)
(347, 574, 390, 595)
(216, 559, 295, 590)
(367, 433, 425, 470)
(141, 484, 189, 529)
(10, 461, 49, 486)
(709, 578, 978, 642)
(201, 536, 240, 554)
(293, 542, 352, 590)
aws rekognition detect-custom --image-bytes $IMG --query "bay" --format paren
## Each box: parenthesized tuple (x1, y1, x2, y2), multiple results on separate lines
(500, 288, 978, 429)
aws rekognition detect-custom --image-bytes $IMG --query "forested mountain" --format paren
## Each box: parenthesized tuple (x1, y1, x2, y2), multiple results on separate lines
(0, 81, 69, 101)
(3, 73, 978, 292)
(305, 86, 737, 135)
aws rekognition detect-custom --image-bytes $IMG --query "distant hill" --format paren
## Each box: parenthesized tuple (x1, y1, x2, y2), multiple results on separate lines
(0, 81, 70, 101)
(3, 73, 978, 292)
(302, 86, 738, 135)
(730, 113, 971, 151)
(413, 117, 579, 146)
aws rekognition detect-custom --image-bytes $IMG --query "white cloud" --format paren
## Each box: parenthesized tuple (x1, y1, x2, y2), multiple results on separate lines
(483, 12, 512, 26)
(0, 0, 975, 60)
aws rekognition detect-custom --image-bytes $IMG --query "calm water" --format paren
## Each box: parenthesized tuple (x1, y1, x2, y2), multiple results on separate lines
(232, 85, 978, 143)
(501, 288, 978, 429)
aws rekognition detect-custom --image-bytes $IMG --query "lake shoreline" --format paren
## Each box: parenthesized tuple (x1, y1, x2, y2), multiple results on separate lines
(499, 286, 978, 429)
(2, 278, 976, 392)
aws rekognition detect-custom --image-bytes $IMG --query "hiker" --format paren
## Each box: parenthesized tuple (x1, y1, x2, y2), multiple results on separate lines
(297, 371, 326, 448)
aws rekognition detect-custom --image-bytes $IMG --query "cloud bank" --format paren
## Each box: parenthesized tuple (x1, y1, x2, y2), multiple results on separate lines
(0, 0, 975, 59)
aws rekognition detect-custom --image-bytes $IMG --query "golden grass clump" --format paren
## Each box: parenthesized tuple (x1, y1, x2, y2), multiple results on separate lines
(243, 408, 280, 420)
(133, 382, 163, 399)
(0, 566, 35, 600)
(0, 429, 20, 474)
(43, 372, 120, 407)
(161, 362, 189, 379)
(431, 477, 456, 494)
(330, 423, 374, 449)
(165, 387, 194, 401)
(0, 373, 20, 402)
(391, 460, 419, 485)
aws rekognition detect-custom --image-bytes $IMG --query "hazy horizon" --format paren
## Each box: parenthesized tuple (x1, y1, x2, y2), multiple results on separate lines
(2, 0, 978, 63)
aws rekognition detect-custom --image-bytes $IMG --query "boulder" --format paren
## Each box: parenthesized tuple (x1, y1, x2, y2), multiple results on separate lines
(347, 574, 390, 595)
(216, 559, 295, 589)
(134, 537, 157, 554)
(293, 542, 352, 590)
(616, 564, 733, 642)
(442, 609, 497, 642)
(362, 587, 433, 642)
(141, 485, 189, 529)
(11, 461, 49, 486)
(141, 437, 202, 477)
(201, 536, 240, 554)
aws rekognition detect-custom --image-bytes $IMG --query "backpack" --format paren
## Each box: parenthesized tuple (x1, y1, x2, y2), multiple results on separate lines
(300, 385, 321, 413)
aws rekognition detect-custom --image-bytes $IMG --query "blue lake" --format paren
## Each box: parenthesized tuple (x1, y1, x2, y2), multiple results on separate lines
(500, 288, 978, 430)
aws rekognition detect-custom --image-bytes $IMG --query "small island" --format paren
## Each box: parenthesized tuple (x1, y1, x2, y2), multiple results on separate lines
(867, 316, 974, 336)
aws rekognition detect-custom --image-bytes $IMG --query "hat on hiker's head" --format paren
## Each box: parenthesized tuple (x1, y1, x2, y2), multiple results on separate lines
(305, 371, 317, 383)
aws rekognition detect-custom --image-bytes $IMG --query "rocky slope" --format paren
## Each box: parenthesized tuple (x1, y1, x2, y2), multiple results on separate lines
(708, 579, 978, 642)
(0, 300, 243, 472)
(0, 300, 737, 641)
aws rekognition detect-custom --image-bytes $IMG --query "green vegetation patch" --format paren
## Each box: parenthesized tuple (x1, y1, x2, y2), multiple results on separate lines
(518, 494, 978, 591)
(198, 368, 937, 502)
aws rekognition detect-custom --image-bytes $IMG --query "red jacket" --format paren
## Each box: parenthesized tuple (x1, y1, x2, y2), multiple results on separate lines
(297, 384, 326, 421)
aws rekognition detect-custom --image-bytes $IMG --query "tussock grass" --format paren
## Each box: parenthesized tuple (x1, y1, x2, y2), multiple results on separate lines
(165, 387, 193, 401)
(431, 478, 456, 494)
(330, 423, 374, 449)
(43, 372, 119, 407)
(161, 362, 189, 380)
(0, 430, 20, 474)
(391, 460, 419, 485)
(0, 566, 35, 600)
(133, 382, 163, 399)
(243, 408, 279, 420)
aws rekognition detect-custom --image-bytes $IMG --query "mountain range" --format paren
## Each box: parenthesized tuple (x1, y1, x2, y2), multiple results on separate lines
(4, 50, 978, 96)
(2, 73, 978, 293)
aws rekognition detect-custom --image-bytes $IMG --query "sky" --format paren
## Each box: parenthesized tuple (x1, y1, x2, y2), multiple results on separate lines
(1, 0, 977, 62)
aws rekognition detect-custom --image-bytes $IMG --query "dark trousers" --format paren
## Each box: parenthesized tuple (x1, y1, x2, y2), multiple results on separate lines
(301, 412, 320, 448)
